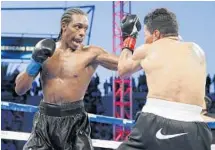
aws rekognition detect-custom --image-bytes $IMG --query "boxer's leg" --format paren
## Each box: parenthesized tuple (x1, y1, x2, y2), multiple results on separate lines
(61, 111, 93, 150)
(23, 112, 52, 150)
(73, 112, 93, 150)
(23, 131, 51, 150)
(117, 112, 149, 150)
(117, 111, 213, 150)
(73, 131, 93, 150)
(188, 122, 212, 150)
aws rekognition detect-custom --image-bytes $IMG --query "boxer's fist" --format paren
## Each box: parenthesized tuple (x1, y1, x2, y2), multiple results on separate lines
(32, 39, 56, 64)
(121, 14, 141, 51)
(121, 14, 141, 40)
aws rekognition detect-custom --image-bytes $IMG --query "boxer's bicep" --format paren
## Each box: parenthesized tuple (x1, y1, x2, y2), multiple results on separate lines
(117, 44, 149, 78)
(129, 59, 142, 74)
(118, 49, 142, 78)
(94, 47, 119, 71)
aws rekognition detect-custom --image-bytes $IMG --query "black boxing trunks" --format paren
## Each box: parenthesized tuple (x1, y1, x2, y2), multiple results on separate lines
(117, 98, 213, 150)
(23, 100, 93, 150)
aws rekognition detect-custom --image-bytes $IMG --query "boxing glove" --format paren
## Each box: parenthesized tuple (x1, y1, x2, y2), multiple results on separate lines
(121, 14, 141, 52)
(26, 39, 56, 77)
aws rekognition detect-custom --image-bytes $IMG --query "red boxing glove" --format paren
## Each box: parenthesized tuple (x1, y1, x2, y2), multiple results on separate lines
(122, 36, 136, 52)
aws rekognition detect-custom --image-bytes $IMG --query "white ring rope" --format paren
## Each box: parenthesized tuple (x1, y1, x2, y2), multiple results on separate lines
(1, 130, 215, 149)
(1, 130, 122, 149)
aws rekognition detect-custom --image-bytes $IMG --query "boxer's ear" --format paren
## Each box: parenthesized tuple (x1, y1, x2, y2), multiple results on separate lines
(154, 30, 161, 38)
(61, 22, 67, 33)
(152, 29, 161, 42)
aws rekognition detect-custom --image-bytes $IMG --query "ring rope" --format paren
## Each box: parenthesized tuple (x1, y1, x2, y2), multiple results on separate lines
(1, 101, 215, 149)
(1, 130, 122, 149)
(1, 101, 214, 128)
(1, 101, 134, 127)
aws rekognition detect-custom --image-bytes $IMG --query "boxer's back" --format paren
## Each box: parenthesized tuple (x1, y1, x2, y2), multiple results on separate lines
(141, 38, 206, 106)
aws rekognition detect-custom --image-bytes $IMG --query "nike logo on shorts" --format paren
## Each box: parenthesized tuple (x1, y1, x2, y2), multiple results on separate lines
(156, 128, 188, 140)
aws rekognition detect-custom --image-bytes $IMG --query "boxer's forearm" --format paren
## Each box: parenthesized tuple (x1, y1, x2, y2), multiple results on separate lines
(15, 72, 35, 95)
(118, 48, 141, 78)
(118, 49, 133, 78)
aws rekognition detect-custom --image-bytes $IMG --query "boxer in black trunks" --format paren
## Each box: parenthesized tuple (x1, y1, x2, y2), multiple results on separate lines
(15, 8, 119, 150)
(117, 8, 212, 150)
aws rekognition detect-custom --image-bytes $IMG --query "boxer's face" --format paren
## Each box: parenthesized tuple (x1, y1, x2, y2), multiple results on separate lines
(144, 25, 153, 44)
(62, 14, 88, 50)
(144, 25, 161, 44)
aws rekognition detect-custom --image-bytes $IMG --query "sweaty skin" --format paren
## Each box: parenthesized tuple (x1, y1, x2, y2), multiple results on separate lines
(15, 14, 118, 104)
(119, 37, 206, 107)
(16, 45, 118, 104)
(40, 46, 118, 104)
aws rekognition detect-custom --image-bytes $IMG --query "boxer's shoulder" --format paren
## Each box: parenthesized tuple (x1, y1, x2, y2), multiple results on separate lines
(85, 45, 107, 54)
(149, 40, 167, 51)
(138, 44, 151, 50)
(186, 42, 204, 53)
(135, 44, 151, 53)
(83, 45, 100, 51)
(82, 45, 91, 49)
(187, 42, 205, 59)
(82, 45, 97, 54)
(133, 44, 151, 60)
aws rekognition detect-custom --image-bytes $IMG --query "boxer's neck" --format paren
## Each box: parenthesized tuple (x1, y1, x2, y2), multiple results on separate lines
(57, 40, 68, 50)
(153, 36, 179, 43)
(58, 40, 77, 51)
(165, 36, 179, 41)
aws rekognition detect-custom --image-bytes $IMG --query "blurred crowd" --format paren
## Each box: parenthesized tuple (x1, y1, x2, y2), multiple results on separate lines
(206, 74, 215, 114)
(1, 62, 215, 150)
(103, 73, 148, 95)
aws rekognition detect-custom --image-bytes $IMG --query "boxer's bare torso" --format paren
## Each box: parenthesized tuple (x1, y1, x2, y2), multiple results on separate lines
(16, 45, 118, 104)
(139, 37, 206, 107)
(41, 45, 118, 104)
(15, 12, 119, 104)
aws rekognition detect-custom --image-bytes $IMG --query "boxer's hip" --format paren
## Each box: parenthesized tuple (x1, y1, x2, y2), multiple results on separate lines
(31, 100, 91, 149)
(142, 98, 203, 122)
(129, 112, 213, 150)
(39, 100, 85, 117)
(130, 98, 213, 149)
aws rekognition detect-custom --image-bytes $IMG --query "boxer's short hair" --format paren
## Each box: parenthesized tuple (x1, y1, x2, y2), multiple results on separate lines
(144, 8, 178, 37)
(57, 8, 87, 41)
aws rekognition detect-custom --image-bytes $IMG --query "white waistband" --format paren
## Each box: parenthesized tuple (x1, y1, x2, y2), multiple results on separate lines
(142, 98, 203, 122)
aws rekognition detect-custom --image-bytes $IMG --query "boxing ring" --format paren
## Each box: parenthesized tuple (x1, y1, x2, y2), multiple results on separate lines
(1, 101, 215, 149)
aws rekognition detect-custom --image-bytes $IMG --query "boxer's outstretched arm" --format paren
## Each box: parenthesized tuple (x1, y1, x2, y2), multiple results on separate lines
(118, 44, 149, 78)
(118, 49, 141, 78)
(15, 71, 39, 95)
(94, 46, 119, 70)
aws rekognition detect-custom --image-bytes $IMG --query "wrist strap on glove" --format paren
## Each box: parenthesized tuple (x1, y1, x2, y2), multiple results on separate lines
(122, 37, 136, 52)
(26, 59, 41, 77)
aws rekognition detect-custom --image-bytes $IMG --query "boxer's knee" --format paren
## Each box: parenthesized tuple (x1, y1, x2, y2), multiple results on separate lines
(74, 132, 93, 150)
(23, 129, 51, 150)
